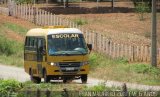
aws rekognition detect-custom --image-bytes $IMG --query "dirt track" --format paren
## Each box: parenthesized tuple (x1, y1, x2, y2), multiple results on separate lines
(0, 64, 160, 91)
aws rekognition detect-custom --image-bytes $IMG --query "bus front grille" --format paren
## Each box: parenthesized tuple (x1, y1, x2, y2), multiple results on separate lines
(59, 62, 81, 67)
(59, 62, 81, 73)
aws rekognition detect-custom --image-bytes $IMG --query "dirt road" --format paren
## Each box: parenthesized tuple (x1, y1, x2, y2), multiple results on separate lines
(0, 64, 160, 91)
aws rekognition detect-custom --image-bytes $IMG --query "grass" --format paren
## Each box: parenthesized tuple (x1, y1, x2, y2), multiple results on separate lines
(1, 79, 159, 97)
(73, 18, 88, 26)
(0, 16, 160, 86)
(89, 52, 160, 86)
(0, 21, 25, 67)
(0, 35, 23, 67)
(3, 22, 28, 36)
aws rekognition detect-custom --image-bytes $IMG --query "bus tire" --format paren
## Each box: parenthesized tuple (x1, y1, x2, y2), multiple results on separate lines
(43, 70, 50, 83)
(63, 79, 67, 83)
(30, 69, 41, 83)
(81, 74, 87, 84)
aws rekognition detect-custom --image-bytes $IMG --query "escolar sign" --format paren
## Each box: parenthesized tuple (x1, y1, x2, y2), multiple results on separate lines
(52, 34, 79, 38)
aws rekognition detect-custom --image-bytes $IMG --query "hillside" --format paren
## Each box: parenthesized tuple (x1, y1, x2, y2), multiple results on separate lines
(41, 2, 160, 46)
(0, 12, 160, 86)
(0, 14, 37, 66)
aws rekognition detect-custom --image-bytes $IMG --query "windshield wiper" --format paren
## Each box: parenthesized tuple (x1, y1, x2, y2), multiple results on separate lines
(50, 53, 58, 56)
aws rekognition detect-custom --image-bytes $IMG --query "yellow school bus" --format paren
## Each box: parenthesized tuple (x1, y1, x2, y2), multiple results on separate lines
(24, 26, 92, 83)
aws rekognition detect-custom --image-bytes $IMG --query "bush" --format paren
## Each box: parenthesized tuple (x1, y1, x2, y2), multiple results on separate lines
(135, 2, 150, 21)
(0, 79, 21, 96)
(4, 22, 28, 36)
(0, 37, 17, 56)
(144, 32, 151, 38)
(74, 19, 88, 26)
(130, 64, 160, 75)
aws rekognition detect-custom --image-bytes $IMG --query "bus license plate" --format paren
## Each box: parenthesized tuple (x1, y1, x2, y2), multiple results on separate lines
(66, 67, 74, 71)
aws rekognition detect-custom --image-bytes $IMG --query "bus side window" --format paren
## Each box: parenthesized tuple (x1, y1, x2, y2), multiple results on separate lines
(38, 38, 46, 54)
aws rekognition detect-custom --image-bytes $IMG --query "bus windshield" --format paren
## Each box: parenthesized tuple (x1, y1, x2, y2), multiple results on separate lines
(47, 33, 88, 56)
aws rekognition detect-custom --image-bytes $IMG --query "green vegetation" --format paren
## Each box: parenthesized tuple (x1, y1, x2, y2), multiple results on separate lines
(135, 2, 150, 21)
(73, 18, 88, 26)
(0, 22, 26, 67)
(0, 79, 22, 96)
(0, 79, 160, 97)
(3, 22, 28, 36)
(89, 53, 160, 85)
(0, 36, 23, 67)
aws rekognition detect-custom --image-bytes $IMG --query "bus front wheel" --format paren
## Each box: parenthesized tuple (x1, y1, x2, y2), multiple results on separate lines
(30, 70, 41, 83)
(81, 74, 87, 84)
(43, 70, 50, 83)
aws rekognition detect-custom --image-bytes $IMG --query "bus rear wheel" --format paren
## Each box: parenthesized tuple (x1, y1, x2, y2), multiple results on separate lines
(30, 70, 41, 83)
(43, 70, 50, 83)
(81, 74, 87, 84)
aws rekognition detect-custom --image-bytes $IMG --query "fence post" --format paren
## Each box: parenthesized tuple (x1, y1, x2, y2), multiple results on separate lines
(113, 43, 116, 58)
(50, 13, 53, 26)
(15, 4, 17, 18)
(144, 46, 147, 62)
(47, 12, 50, 26)
(39, 9, 42, 26)
(25, 87, 31, 97)
(33, 7, 36, 24)
(95, 33, 98, 51)
(103, 36, 106, 53)
(116, 44, 120, 58)
(53, 14, 56, 26)
(136, 45, 139, 61)
(44, 11, 47, 25)
(122, 83, 128, 97)
(36, 89, 40, 97)
(43, 11, 46, 25)
(120, 44, 124, 58)
(158, 48, 160, 64)
(62, 88, 69, 97)
(142, 46, 145, 62)
(29, 5, 31, 21)
(17, 4, 19, 18)
(31, 5, 34, 22)
(128, 45, 132, 62)
(106, 39, 110, 56)
(45, 89, 50, 97)
(25, 4, 27, 19)
(36, 7, 39, 25)
(109, 41, 112, 58)
(86, 30, 89, 43)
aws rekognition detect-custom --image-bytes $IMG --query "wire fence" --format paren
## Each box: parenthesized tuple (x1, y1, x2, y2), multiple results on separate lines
(0, 3, 160, 64)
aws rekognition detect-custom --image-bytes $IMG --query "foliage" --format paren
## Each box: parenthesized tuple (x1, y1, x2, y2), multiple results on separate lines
(131, 0, 151, 8)
(0, 34, 23, 66)
(84, 83, 106, 91)
(4, 22, 28, 36)
(0, 36, 20, 56)
(89, 52, 160, 85)
(144, 32, 151, 38)
(135, 2, 150, 21)
(14, 0, 32, 4)
(73, 18, 88, 26)
(130, 64, 160, 75)
(0, 79, 21, 96)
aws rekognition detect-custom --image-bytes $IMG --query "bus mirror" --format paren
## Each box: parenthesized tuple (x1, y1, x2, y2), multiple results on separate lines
(87, 44, 92, 51)
(42, 50, 46, 55)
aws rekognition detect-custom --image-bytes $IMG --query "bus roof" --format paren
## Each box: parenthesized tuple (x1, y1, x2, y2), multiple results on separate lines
(26, 28, 83, 37)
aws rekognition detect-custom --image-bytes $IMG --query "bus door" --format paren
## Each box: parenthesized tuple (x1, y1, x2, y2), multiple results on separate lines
(37, 38, 45, 77)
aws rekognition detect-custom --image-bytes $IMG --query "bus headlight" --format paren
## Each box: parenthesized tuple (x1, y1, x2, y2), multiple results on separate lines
(81, 61, 89, 66)
(48, 62, 58, 66)
(51, 62, 54, 66)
